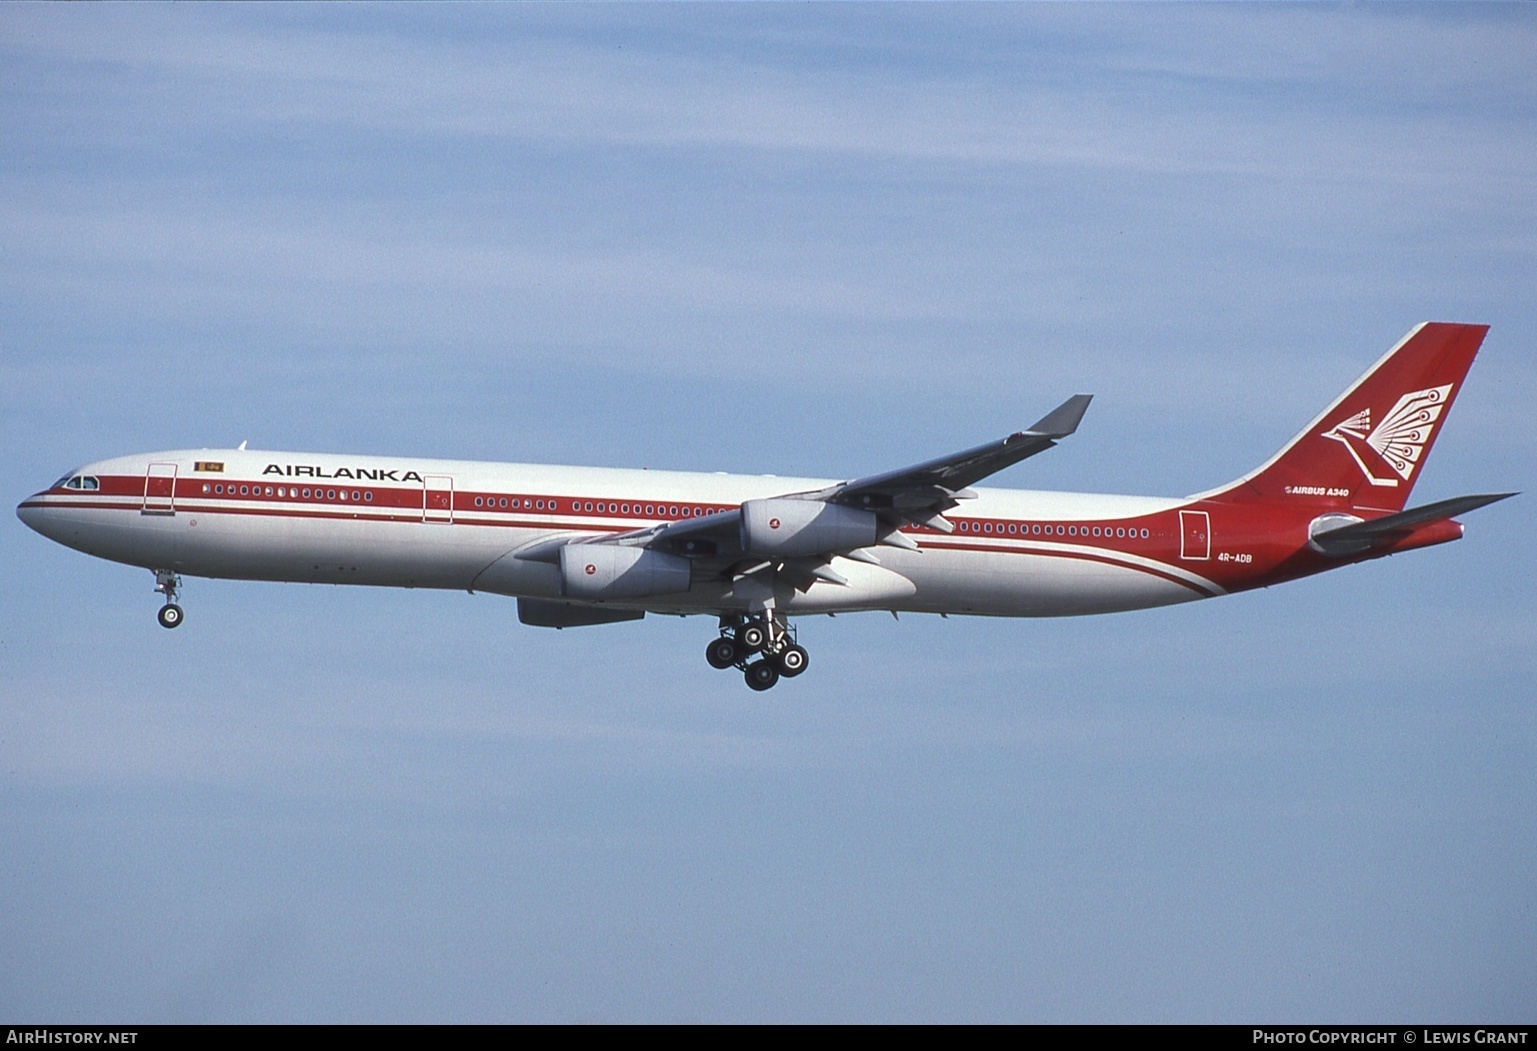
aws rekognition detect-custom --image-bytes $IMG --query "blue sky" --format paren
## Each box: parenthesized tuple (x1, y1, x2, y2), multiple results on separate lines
(2, 4, 1533, 1022)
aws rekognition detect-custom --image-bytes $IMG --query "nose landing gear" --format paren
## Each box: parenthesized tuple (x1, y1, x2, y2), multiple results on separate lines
(154, 569, 184, 629)
(705, 613, 809, 690)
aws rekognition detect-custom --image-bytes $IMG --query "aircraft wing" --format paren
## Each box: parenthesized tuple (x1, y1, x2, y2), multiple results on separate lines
(616, 506, 744, 558)
(513, 393, 1095, 586)
(804, 394, 1092, 530)
(595, 393, 1093, 569)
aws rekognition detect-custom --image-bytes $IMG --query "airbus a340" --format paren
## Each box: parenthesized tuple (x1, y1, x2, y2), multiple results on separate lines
(18, 323, 1511, 690)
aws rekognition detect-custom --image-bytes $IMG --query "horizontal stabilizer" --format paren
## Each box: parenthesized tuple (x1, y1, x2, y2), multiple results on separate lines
(1311, 492, 1515, 556)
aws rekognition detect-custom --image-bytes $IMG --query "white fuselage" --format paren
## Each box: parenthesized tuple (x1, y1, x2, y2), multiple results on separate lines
(19, 448, 1223, 621)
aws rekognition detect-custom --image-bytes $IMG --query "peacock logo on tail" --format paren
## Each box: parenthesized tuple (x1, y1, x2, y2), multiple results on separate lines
(1320, 384, 1453, 487)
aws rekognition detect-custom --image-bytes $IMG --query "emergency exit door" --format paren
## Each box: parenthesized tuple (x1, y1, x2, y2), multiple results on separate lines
(1179, 510, 1210, 560)
(423, 475, 454, 523)
(142, 463, 177, 516)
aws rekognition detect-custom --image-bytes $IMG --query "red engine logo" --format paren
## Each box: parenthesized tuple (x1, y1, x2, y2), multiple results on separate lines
(584, 564, 596, 575)
(769, 517, 780, 529)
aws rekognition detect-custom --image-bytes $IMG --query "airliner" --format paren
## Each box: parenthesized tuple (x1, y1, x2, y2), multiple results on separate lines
(17, 323, 1512, 690)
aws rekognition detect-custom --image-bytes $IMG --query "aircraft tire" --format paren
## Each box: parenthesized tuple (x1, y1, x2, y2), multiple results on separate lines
(706, 636, 740, 669)
(776, 644, 809, 677)
(744, 659, 780, 691)
(158, 603, 184, 629)
(739, 623, 768, 652)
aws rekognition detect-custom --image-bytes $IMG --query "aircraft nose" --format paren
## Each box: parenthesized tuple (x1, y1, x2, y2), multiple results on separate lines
(18, 494, 43, 531)
(17, 491, 60, 541)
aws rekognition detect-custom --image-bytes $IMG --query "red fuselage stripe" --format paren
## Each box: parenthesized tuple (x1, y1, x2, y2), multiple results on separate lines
(21, 491, 1217, 596)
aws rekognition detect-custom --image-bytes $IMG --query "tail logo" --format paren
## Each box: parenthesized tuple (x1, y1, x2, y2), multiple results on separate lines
(1320, 384, 1453, 487)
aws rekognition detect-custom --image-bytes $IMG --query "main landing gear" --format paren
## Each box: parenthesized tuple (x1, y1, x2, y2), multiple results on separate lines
(154, 569, 184, 629)
(705, 613, 809, 691)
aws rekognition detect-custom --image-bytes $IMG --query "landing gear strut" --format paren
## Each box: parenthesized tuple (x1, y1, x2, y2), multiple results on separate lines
(704, 613, 809, 689)
(154, 569, 184, 629)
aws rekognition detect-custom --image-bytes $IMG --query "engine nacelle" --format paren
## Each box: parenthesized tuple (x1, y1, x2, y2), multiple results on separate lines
(559, 544, 691, 600)
(740, 499, 879, 559)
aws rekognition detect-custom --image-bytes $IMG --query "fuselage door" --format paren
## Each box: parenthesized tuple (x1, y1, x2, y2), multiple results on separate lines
(143, 462, 178, 516)
(424, 475, 454, 523)
(1179, 509, 1210, 560)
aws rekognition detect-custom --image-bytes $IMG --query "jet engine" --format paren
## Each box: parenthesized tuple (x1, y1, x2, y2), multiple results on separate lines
(739, 498, 878, 559)
(559, 544, 691, 600)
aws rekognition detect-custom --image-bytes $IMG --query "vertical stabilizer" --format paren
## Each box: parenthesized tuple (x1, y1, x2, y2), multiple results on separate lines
(1205, 323, 1488, 512)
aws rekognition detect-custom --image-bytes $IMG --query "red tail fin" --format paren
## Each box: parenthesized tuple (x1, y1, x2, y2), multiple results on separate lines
(1208, 322, 1488, 512)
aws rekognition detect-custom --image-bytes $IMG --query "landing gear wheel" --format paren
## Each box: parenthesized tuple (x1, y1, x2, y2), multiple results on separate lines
(776, 644, 809, 677)
(744, 659, 780, 692)
(739, 622, 768, 652)
(706, 636, 740, 670)
(157, 603, 184, 629)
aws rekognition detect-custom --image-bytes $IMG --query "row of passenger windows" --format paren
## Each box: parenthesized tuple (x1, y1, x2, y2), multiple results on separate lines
(477, 496, 543, 510)
(189, 483, 1149, 538)
(466, 495, 1151, 538)
(464, 495, 1148, 540)
(957, 520, 1150, 539)
(202, 482, 374, 502)
(471, 497, 722, 518)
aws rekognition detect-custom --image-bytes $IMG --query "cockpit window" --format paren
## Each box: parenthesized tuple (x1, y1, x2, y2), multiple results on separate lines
(60, 475, 100, 491)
